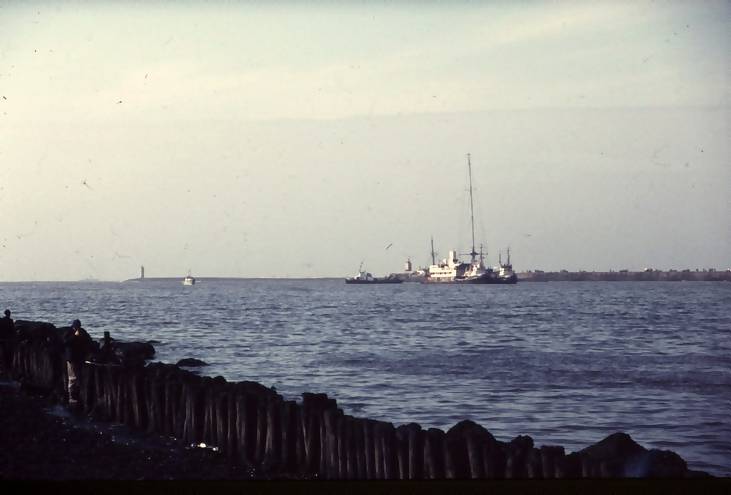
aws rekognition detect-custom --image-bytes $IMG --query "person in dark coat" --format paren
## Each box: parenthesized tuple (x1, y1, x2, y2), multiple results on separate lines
(0, 309, 15, 373)
(63, 319, 93, 404)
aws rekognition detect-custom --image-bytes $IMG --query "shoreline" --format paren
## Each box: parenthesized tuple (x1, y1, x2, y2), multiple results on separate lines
(2, 319, 714, 480)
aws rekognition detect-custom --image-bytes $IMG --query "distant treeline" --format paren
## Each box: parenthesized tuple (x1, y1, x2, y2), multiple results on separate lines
(517, 270, 731, 282)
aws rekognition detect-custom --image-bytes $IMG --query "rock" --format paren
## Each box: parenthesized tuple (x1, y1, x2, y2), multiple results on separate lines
(579, 432, 646, 477)
(110, 342, 155, 366)
(580, 432, 645, 461)
(176, 358, 208, 367)
(15, 320, 61, 345)
(625, 449, 688, 478)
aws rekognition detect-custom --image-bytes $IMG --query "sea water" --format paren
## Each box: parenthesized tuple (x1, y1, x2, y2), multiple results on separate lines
(2, 280, 729, 475)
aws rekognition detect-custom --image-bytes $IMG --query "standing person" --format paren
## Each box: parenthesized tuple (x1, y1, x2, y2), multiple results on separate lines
(0, 309, 15, 373)
(63, 319, 93, 405)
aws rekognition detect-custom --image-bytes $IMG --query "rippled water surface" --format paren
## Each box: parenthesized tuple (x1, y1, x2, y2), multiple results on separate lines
(2, 280, 730, 475)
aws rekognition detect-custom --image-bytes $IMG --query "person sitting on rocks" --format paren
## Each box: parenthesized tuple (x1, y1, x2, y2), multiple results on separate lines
(0, 309, 16, 373)
(62, 319, 93, 405)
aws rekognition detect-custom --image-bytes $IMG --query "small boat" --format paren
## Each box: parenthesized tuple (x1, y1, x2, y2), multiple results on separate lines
(183, 271, 196, 286)
(497, 248, 518, 284)
(345, 263, 403, 284)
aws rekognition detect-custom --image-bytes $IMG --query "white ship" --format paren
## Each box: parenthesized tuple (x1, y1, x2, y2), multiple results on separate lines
(183, 271, 196, 286)
(424, 154, 516, 285)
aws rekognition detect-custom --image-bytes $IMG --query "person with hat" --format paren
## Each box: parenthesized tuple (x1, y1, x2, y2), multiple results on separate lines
(0, 309, 15, 373)
(62, 319, 93, 405)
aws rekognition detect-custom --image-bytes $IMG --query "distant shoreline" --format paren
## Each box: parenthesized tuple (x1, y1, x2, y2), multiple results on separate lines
(517, 270, 731, 282)
(121, 270, 731, 283)
(2, 271, 729, 284)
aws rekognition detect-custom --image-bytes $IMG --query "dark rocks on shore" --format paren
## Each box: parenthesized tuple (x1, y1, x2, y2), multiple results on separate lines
(108, 342, 155, 366)
(177, 358, 208, 367)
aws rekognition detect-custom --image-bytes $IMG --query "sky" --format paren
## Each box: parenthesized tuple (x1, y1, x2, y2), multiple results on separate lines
(0, 1, 729, 281)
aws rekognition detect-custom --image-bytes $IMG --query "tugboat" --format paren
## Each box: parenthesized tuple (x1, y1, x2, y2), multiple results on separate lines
(345, 263, 403, 284)
(423, 154, 517, 285)
(182, 271, 196, 286)
(497, 248, 518, 284)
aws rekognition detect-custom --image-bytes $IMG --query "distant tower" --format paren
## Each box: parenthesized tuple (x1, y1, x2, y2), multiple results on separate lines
(140, 265, 145, 279)
(404, 258, 412, 272)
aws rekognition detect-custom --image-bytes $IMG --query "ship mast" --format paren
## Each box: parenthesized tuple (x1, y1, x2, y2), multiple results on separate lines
(430, 236, 436, 265)
(467, 153, 478, 263)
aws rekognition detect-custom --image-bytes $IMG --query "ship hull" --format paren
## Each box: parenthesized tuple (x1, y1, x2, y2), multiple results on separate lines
(423, 274, 517, 284)
(345, 279, 403, 284)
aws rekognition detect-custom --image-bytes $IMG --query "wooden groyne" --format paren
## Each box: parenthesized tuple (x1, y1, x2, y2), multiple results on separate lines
(3, 320, 707, 479)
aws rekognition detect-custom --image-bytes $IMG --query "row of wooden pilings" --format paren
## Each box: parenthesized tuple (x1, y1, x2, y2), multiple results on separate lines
(6, 321, 694, 479)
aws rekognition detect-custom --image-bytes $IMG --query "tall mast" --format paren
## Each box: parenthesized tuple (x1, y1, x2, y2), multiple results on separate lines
(467, 153, 478, 262)
(430, 236, 436, 265)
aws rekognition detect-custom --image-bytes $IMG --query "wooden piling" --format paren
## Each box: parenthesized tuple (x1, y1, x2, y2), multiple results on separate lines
(144, 367, 164, 434)
(280, 400, 298, 474)
(505, 435, 533, 479)
(423, 428, 446, 479)
(128, 368, 146, 430)
(540, 445, 565, 479)
(362, 419, 375, 479)
(263, 396, 282, 470)
(353, 418, 366, 479)
(483, 442, 507, 479)
(525, 448, 543, 479)
(182, 378, 203, 445)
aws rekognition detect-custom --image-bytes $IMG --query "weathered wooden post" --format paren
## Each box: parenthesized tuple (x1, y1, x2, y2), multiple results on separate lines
(525, 447, 543, 479)
(423, 428, 446, 479)
(581, 454, 598, 478)
(300, 393, 334, 477)
(280, 400, 298, 474)
(181, 375, 204, 445)
(379, 422, 397, 479)
(402, 423, 424, 479)
(105, 365, 119, 421)
(263, 396, 282, 470)
(225, 384, 239, 459)
(321, 407, 341, 479)
(444, 420, 498, 479)
(444, 424, 469, 479)
(214, 381, 230, 453)
(79, 362, 95, 415)
(130, 367, 147, 430)
(144, 365, 163, 434)
(353, 418, 366, 479)
(483, 440, 507, 479)
(342, 415, 357, 479)
(163, 369, 182, 437)
(561, 452, 583, 478)
(114, 366, 128, 424)
(505, 435, 533, 478)
(362, 419, 375, 479)
(255, 395, 269, 464)
(540, 445, 565, 479)
(236, 390, 259, 466)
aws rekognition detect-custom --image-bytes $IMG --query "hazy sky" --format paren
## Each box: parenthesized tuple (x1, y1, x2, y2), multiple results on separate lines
(0, 1, 729, 280)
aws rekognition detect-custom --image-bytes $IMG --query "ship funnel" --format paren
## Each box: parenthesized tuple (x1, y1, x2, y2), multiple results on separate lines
(448, 250, 458, 267)
(404, 258, 412, 272)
